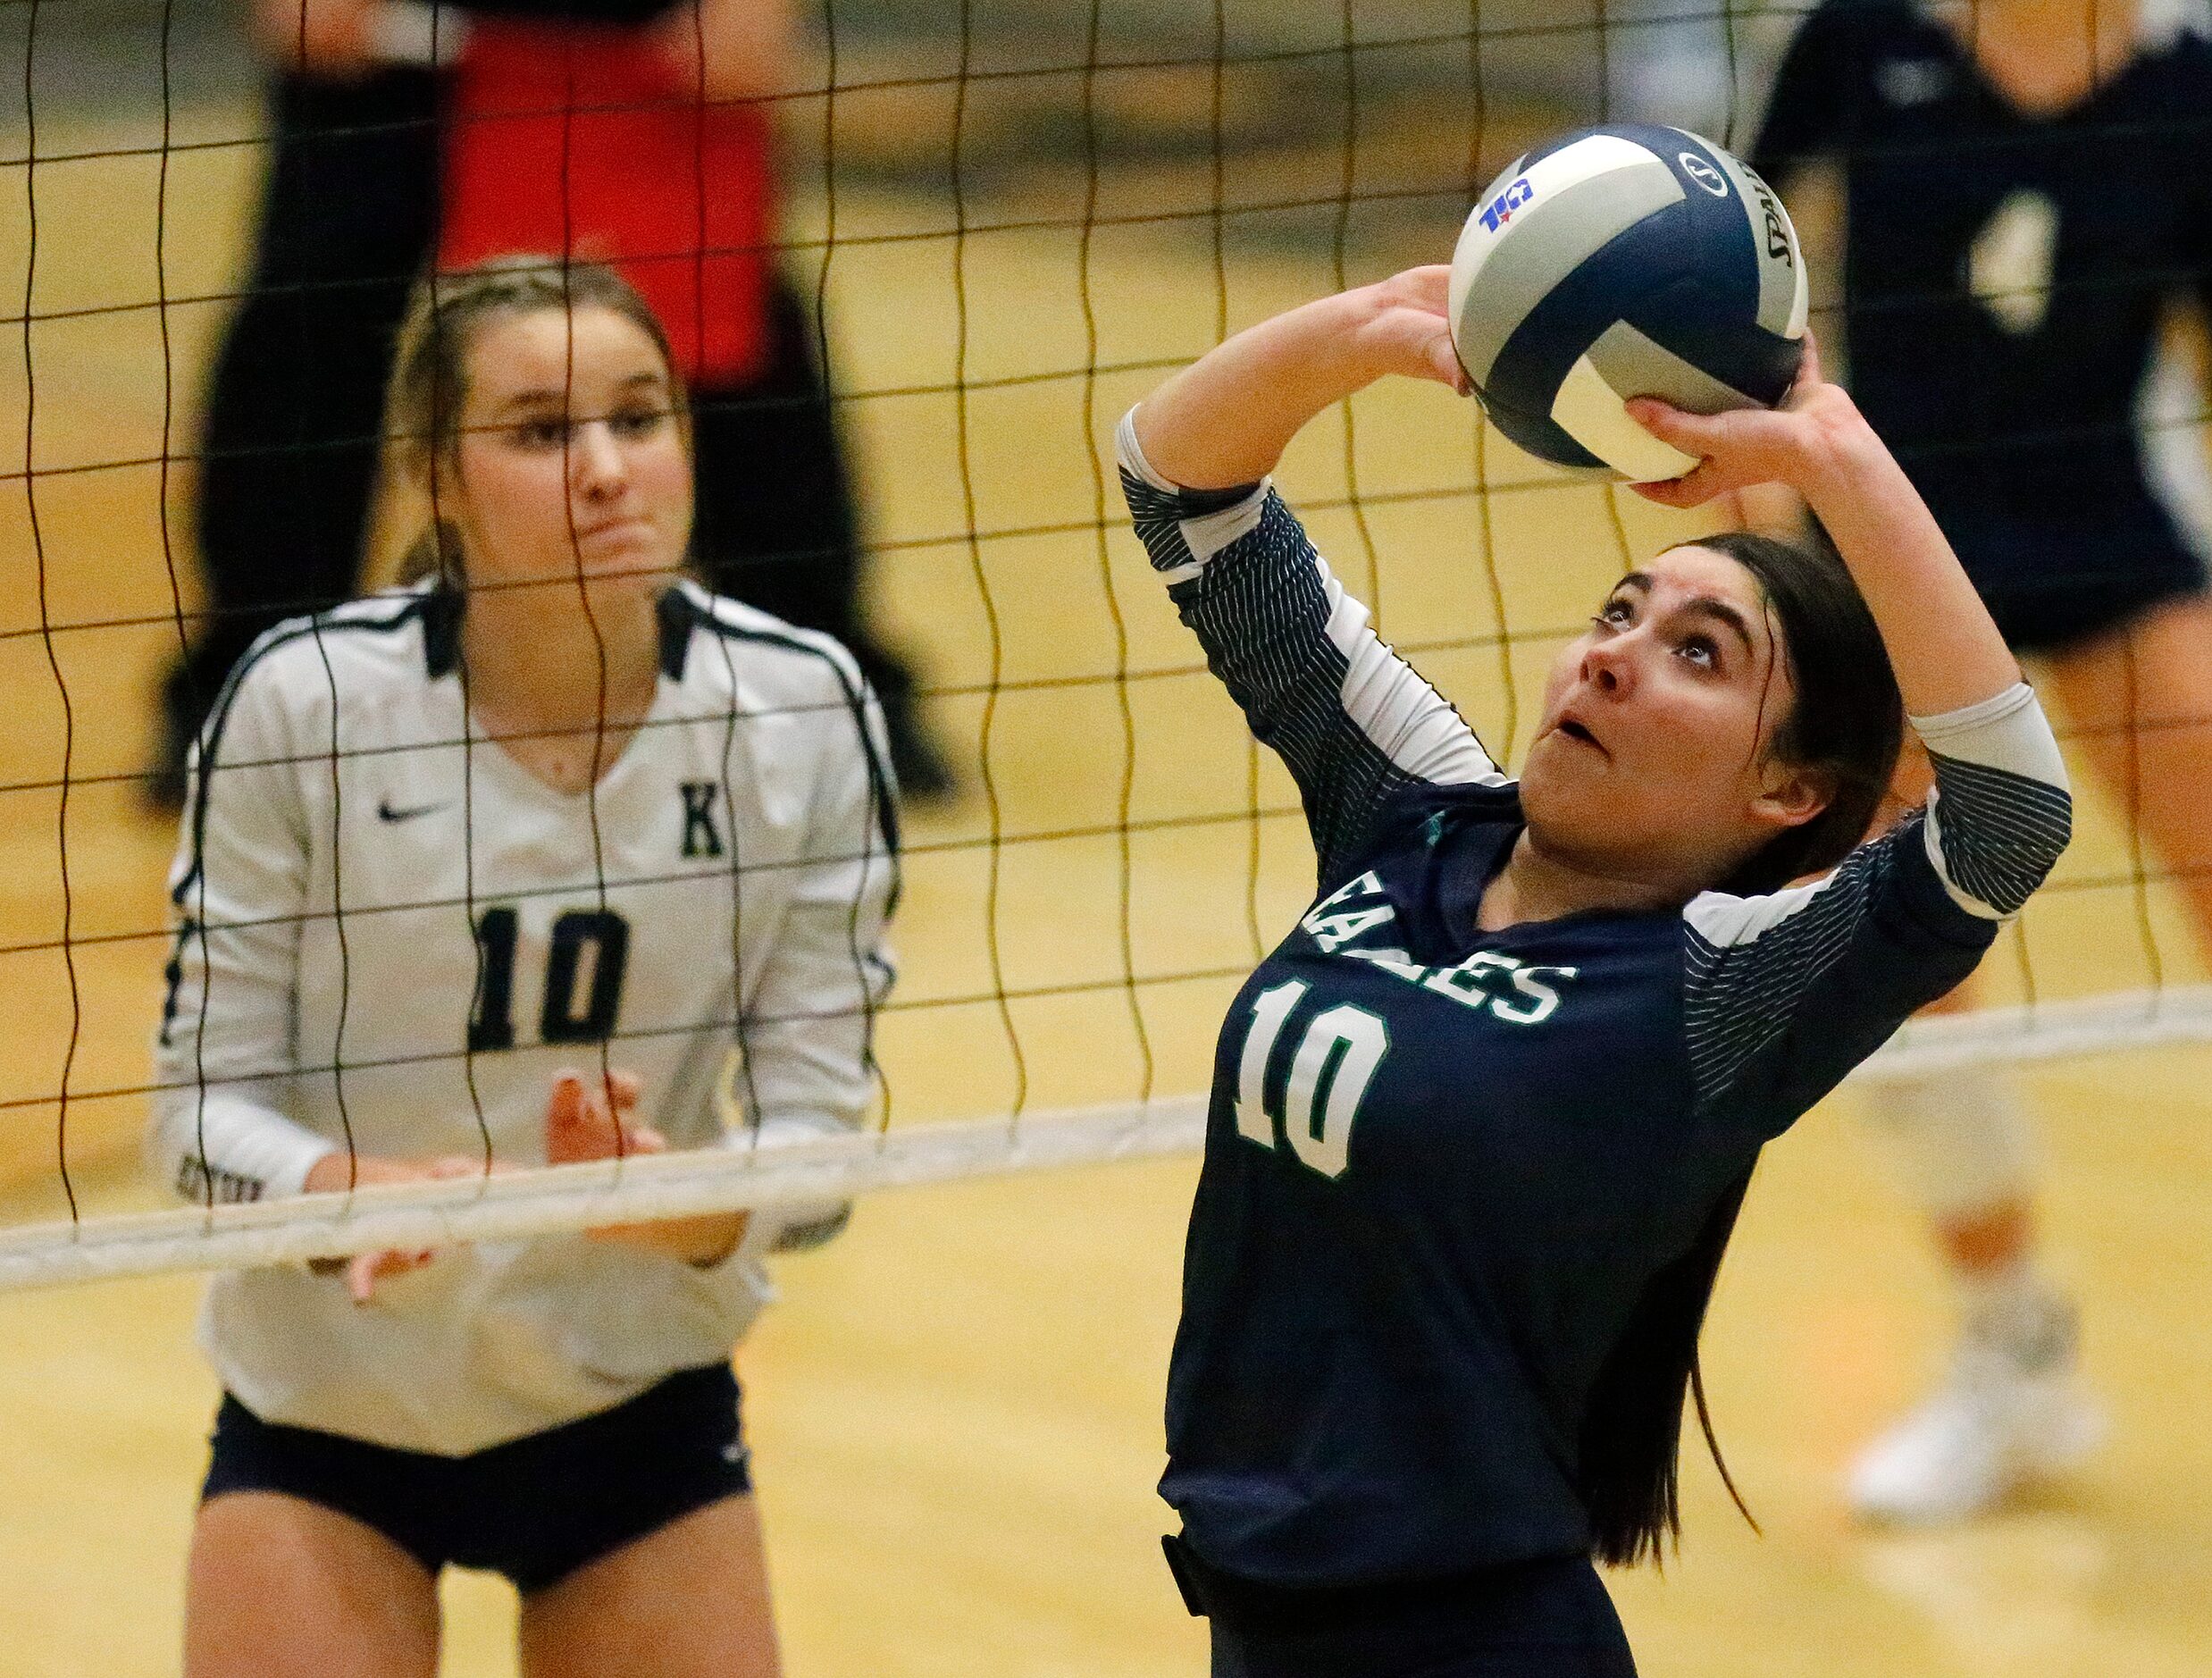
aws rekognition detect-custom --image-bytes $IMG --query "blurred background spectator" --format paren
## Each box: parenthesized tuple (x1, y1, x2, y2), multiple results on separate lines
(155, 0, 950, 807)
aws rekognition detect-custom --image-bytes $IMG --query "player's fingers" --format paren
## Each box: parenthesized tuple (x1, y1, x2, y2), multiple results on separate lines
(549, 1070, 588, 1122)
(1362, 306, 1459, 389)
(583, 1084, 627, 1154)
(1383, 264, 1453, 311)
(626, 1125, 669, 1155)
(1622, 395, 1721, 453)
(546, 1072, 609, 1165)
(1796, 331, 1823, 390)
(1429, 335, 1473, 395)
(1630, 462, 1724, 508)
(347, 1247, 432, 1305)
(427, 1154, 486, 1179)
(603, 1069, 643, 1112)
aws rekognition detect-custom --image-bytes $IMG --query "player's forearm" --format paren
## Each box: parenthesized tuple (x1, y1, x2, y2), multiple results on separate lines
(1134, 292, 1396, 491)
(1789, 400, 2020, 717)
(657, 1211, 750, 1266)
(148, 1089, 337, 1205)
(591, 1207, 750, 1267)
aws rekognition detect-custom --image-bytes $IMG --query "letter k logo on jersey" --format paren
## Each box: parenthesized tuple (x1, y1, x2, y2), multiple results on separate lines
(681, 781, 725, 859)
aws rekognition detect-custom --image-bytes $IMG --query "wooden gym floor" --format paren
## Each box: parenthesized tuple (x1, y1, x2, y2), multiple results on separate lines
(1, 93, 2209, 1677)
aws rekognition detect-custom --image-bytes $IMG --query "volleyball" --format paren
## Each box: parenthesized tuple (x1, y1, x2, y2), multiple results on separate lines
(1448, 123, 1808, 482)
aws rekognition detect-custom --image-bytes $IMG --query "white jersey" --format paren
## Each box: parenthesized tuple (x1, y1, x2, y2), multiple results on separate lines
(153, 579, 896, 1456)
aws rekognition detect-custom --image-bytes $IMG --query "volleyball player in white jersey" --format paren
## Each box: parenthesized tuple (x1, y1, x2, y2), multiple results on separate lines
(153, 257, 894, 1676)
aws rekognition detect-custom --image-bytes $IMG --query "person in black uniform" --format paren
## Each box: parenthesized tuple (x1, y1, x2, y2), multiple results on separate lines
(1747, 0, 2212, 1523)
(164, 0, 945, 807)
(1116, 265, 2073, 1675)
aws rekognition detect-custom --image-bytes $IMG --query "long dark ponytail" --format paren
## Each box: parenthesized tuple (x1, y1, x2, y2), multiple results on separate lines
(1577, 1170, 1756, 1566)
(1576, 526, 1904, 1566)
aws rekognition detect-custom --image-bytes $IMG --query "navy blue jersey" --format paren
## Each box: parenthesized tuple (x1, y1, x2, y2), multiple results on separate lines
(1751, 0, 2212, 526)
(1118, 415, 2073, 1586)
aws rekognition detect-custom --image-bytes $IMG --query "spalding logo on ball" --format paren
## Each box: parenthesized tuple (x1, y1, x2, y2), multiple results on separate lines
(1449, 123, 1807, 483)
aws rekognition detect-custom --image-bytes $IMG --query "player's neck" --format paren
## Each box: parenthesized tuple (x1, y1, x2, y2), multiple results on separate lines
(1950, 0, 2140, 115)
(458, 583, 663, 765)
(1478, 830, 1688, 931)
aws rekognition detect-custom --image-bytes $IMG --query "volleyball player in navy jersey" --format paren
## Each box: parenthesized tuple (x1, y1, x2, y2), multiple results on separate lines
(1747, 0, 2212, 1523)
(1117, 266, 2069, 1675)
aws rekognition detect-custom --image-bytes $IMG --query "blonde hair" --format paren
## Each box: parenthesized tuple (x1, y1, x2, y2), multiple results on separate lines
(380, 256, 691, 587)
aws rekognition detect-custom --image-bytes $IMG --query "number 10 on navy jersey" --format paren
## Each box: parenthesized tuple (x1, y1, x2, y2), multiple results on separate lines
(1233, 983, 1389, 1179)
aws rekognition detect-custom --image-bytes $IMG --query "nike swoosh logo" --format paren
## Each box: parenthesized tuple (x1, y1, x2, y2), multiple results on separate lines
(377, 796, 446, 823)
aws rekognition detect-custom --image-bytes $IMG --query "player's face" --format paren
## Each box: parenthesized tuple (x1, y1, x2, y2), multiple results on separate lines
(447, 305, 692, 598)
(1520, 545, 1827, 890)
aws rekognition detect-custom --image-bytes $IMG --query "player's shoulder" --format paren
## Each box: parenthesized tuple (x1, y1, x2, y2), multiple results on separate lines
(657, 579, 871, 708)
(1792, 0, 1925, 46)
(202, 586, 450, 748)
(1680, 874, 1839, 952)
(1780, 0, 1954, 78)
(2139, 0, 2212, 76)
(222, 586, 448, 702)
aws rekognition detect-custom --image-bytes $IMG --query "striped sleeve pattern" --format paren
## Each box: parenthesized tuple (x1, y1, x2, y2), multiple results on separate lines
(1916, 683, 2074, 919)
(1682, 682, 2070, 1119)
(1116, 409, 1503, 884)
(1681, 835, 1902, 1111)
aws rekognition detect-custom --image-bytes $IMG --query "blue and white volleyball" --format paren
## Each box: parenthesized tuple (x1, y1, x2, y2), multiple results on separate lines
(1448, 124, 1807, 482)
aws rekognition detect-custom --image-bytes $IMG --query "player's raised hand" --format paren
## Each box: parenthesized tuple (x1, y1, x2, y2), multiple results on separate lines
(545, 1068, 668, 1166)
(1136, 265, 1473, 491)
(1623, 332, 1871, 508)
(1351, 265, 1473, 395)
(543, 1069, 751, 1265)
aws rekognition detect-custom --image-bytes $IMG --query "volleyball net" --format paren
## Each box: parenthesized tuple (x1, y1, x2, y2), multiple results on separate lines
(4, 0, 2210, 1292)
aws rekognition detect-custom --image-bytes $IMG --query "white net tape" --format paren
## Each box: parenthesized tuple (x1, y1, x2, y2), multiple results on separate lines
(0, 1095, 1210, 1295)
(4, 981, 2208, 1294)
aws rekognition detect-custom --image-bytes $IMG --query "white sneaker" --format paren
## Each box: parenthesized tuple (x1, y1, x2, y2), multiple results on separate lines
(1848, 1298, 2106, 1526)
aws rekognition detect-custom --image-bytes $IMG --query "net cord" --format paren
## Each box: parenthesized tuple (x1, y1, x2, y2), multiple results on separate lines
(5, 980, 2210, 1293)
(0, 1094, 1211, 1293)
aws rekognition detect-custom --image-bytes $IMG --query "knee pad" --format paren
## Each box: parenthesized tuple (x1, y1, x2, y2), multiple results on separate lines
(1859, 1070, 2038, 1220)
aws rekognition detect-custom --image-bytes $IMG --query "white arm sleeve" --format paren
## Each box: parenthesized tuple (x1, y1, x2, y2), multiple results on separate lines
(724, 679, 897, 1241)
(1913, 682, 2074, 919)
(149, 667, 338, 1204)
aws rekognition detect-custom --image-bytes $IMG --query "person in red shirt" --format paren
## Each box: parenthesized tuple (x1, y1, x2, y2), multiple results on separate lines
(166, 0, 948, 808)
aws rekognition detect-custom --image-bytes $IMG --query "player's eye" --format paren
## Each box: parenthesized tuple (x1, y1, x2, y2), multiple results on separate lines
(609, 405, 669, 439)
(512, 416, 569, 449)
(1675, 633, 1719, 670)
(1593, 597, 1635, 629)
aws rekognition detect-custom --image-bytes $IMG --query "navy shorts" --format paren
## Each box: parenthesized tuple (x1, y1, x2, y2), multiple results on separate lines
(1163, 1537, 1638, 1678)
(1938, 500, 2206, 656)
(200, 1363, 753, 1594)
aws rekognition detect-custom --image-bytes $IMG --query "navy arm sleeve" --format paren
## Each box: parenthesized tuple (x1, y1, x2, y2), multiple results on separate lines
(1116, 410, 1506, 887)
(1684, 684, 2072, 1137)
